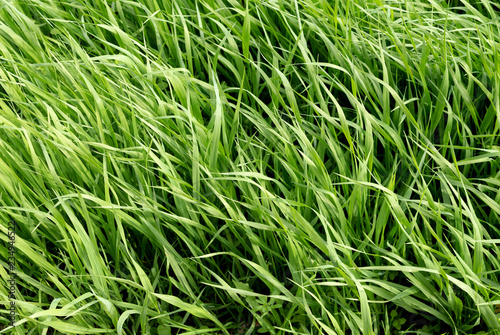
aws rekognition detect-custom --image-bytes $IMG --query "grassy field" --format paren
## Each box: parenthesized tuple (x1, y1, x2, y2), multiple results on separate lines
(1, 0, 500, 334)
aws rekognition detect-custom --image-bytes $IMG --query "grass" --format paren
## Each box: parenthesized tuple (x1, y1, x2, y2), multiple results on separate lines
(0, 0, 499, 334)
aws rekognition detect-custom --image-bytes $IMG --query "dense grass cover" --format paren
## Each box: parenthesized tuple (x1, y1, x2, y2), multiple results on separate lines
(0, 0, 500, 333)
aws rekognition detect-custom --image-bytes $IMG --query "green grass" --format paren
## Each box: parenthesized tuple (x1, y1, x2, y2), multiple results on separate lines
(0, 0, 500, 334)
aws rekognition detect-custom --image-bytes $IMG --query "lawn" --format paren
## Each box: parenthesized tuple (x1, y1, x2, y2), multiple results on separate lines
(0, 0, 500, 334)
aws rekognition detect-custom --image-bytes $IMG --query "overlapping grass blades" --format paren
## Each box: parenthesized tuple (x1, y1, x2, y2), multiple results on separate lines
(0, 0, 499, 334)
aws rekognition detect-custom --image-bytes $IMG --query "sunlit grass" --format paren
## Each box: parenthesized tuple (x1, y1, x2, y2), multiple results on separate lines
(0, 0, 499, 334)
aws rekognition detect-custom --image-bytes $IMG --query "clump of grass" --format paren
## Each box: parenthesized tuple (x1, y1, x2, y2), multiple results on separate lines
(0, 0, 499, 334)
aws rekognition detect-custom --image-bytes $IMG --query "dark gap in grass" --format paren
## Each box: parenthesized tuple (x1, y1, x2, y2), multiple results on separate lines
(446, 1, 498, 18)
